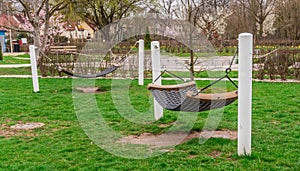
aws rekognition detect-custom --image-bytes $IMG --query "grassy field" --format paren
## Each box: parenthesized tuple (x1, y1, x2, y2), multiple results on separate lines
(0, 67, 32, 75)
(0, 54, 30, 64)
(0, 78, 299, 170)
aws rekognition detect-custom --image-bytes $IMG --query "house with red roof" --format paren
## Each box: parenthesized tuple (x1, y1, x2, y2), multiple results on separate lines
(0, 14, 22, 32)
(0, 13, 96, 48)
(0, 14, 25, 52)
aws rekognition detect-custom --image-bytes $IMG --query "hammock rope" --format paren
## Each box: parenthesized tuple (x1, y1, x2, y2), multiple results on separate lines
(194, 49, 238, 95)
(255, 49, 278, 59)
(152, 69, 187, 84)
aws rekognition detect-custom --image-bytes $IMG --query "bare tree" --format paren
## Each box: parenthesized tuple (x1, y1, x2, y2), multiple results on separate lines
(158, 0, 230, 79)
(159, 0, 178, 18)
(224, 0, 256, 39)
(250, 0, 275, 38)
(273, 0, 300, 40)
(170, 0, 230, 40)
(232, 0, 275, 38)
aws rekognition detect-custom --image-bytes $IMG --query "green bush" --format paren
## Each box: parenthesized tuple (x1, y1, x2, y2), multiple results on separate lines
(144, 27, 151, 49)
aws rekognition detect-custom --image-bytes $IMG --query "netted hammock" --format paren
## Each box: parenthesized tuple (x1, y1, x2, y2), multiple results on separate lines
(148, 81, 238, 112)
(148, 50, 238, 112)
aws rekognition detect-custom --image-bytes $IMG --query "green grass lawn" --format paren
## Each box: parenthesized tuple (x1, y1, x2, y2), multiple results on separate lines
(0, 54, 30, 64)
(0, 67, 32, 75)
(0, 78, 299, 170)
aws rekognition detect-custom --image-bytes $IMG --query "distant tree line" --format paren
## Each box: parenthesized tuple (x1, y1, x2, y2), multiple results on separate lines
(0, 0, 299, 51)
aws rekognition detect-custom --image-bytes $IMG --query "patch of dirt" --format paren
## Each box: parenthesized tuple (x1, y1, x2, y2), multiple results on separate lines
(188, 155, 197, 159)
(119, 130, 237, 147)
(0, 121, 45, 138)
(191, 130, 238, 140)
(10, 122, 45, 130)
(158, 122, 176, 128)
(74, 86, 106, 94)
(209, 150, 222, 158)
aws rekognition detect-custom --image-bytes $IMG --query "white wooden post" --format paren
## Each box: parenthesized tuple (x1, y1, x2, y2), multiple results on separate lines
(138, 39, 144, 85)
(29, 45, 39, 93)
(238, 33, 253, 156)
(151, 41, 163, 120)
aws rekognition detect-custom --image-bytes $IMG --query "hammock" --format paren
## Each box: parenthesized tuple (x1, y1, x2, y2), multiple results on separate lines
(39, 42, 137, 78)
(148, 81, 238, 112)
(148, 81, 198, 110)
(58, 64, 120, 78)
(148, 50, 238, 112)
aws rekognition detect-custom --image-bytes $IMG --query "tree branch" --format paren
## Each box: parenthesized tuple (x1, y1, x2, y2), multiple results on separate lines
(18, 0, 32, 22)
(49, 1, 67, 16)
(37, 0, 48, 15)
(0, 25, 33, 33)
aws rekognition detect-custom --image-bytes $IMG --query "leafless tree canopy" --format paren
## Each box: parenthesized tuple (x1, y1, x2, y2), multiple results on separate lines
(273, 0, 300, 40)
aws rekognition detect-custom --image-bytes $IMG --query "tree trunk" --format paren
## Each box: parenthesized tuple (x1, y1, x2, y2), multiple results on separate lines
(188, 5, 195, 81)
(190, 49, 194, 81)
(33, 28, 42, 64)
(41, 1, 50, 53)
(259, 22, 264, 38)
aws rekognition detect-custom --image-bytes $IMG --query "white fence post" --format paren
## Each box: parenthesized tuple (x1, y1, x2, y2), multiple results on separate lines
(29, 45, 39, 93)
(238, 33, 253, 156)
(151, 41, 163, 120)
(138, 39, 144, 86)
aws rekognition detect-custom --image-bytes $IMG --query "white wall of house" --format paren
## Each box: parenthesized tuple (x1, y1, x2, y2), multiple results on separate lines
(61, 29, 87, 39)
(60, 24, 93, 40)
(0, 35, 5, 52)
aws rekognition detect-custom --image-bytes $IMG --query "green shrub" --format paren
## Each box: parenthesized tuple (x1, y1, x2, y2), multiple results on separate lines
(144, 27, 151, 49)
